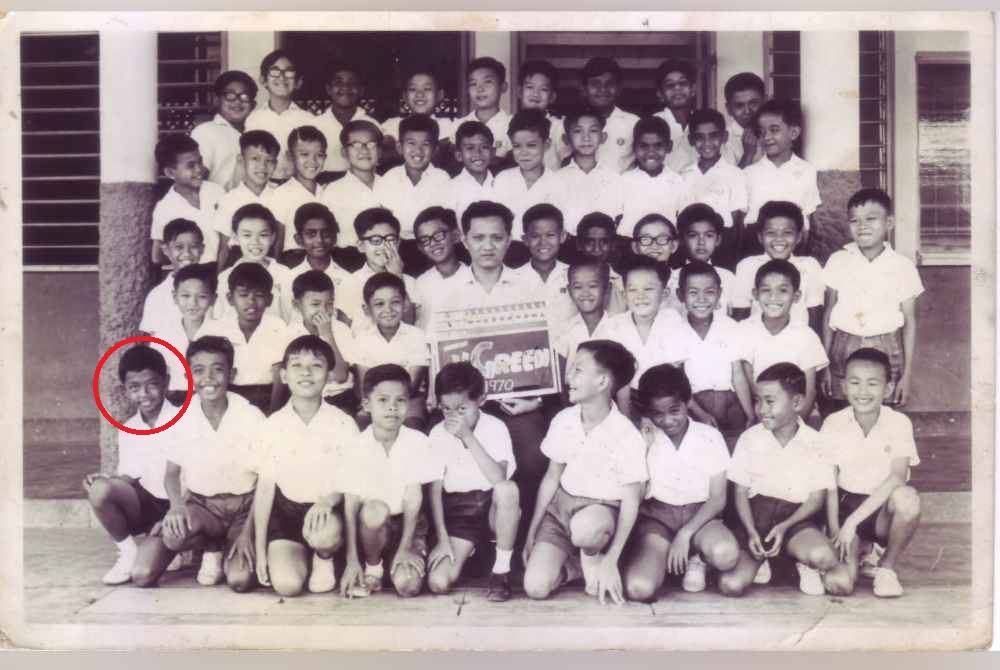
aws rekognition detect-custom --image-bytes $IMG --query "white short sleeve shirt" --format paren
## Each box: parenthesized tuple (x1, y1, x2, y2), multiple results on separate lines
(277, 316, 356, 397)
(373, 165, 452, 239)
(312, 107, 380, 173)
(117, 402, 181, 499)
(618, 167, 686, 238)
(677, 159, 749, 230)
(556, 312, 606, 375)
(728, 421, 836, 503)
(744, 154, 822, 227)
(255, 402, 360, 503)
(414, 264, 466, 332)
(452, 109, 513, 158)
(286, 256, 353, 297)
(820, 406, 921, 496)
(646, 420, 730, 506)
(594, 309, 688, 388)
(552, 161, 624, 235)
(449, 169, 495, 224)
(197, 314, 289, 386)
(667, 263, 736, 317)
(318, 172, 383, 247)
(151, 183, 225, 263)
(167, 392, 265, 497)
(215, 258, 295, 324)
(541, 404, 649, 500)
(212, 182, 279, 242)
(139, 276, 179, 335)
(429, 412, 516, 493)
(191, 115, 242, 191)
(337, 426, 443, 515)
(490, 167, 561, 240)
(822, 243, 924, 337)
(731, 254, 825, 326)
(525, 261, 578, 334)
(654, 107, 698, 174)
(737, 316, 830, 379)
(351, 323, 430, 370)
(268, 178, 326, 250)
(597, 106, 640, 174)
(676, 313, 743, 393)
(337, 265, 419, 332)
(244, 102, 317, 181)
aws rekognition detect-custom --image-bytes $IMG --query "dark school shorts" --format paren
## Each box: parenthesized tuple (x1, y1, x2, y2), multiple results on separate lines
(837, 488, 881, 543)
(694, 390, 748, 437)
(187, 491, 254, 550)
(265, 485, 345, 546)
(442, 489, 493, 547)
(732, 494, 820, 555)
(535, 485, 620, 556)
(126, 479, 170, 536)
(634, 499, 702, 542)
(828, 329, 904, 400)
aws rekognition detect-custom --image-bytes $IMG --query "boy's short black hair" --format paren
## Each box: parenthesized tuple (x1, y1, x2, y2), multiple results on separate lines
(624, 254, 671, 286)
(163, 218, 204, 244)
(288, 125, 327, 153)
(581, 57, 621, 83)
(688, 108, 726, 134)
(677, 203, 724, 237)
(118, 345, 168, 383)
(324, 59, 362, 85)
(363, 271, 407, 305)
(402, 65, 441, 88)
(563, 106, 606, 133)
(576, 339, 636, 396)
(507, 109, 551, 141)
(291, 269, 334, 300)
(467, 56, 507, 84)
(228, 262, 274, 294)
(399, 115, 440, 144)
(260, 50, 295, 79)
(187, 335, 235, 371)
(354, 207, 401, 240)
(362, 363, 411, 397)
(724, 72, 766, 101)
(635, 362, 692, 408)
(214, 70, 258, 99)
(756, 98, 803, 129)
(568, 259, 611, 286)
(632, 115, 671, 143)
(455, 120, 494, 147)
(239, 129, 280, 156)
(232, 202, 278, 235)
(758, 200, 805, 232)
(577, 211, 616, 239)
(754, 258, 801, 292)
(294, 202, 339, 237)
(519, 59, 559, 88)
(633, 213, 678, 241)
(434, 361, 486, 400)
(655, 59, 696, 88)
(282, 334, 336, 369)
(679, 259, 721, 292)
(461, 200, 514, 235)
(415, 206, 458, 235)
(756, 362, 807, 397)
(339, 119, 383, 148)
(847, 188, 894, 215)
(523, 203, 564, 233)
(173, 262, 218, 295)
(155, 134, 199, 171)
(845, 347, 892, 381)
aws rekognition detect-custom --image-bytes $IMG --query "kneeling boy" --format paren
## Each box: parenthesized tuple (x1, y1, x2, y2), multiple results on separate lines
(522, 340, 648, 604)
(253, 335, 360, 596)
(427, 362, 521, 602)
(821, 348, 921, 598)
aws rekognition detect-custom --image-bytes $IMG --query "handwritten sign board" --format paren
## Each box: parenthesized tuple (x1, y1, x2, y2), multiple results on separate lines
(430, 300, 561, 400)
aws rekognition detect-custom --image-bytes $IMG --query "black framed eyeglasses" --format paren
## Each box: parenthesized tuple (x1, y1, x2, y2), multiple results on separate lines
(221, 92, 253, 103)
(346, 140, 379, 152)
(417, 230, 449, 247)
(637, 234, 675, 247)
(267, 67, 297, 79)
(362, 234, 399, 246)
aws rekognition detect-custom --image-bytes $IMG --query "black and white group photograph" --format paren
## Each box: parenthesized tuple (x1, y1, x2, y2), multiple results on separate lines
(0, 9, 995, 652)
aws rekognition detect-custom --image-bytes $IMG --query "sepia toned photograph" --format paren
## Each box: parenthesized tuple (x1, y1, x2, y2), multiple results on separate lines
(0, 10, 994, 651)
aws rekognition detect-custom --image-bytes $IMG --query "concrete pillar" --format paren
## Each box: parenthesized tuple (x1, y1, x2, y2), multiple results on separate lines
(226, 31, 277, 104)
(799, 31, 861, 260)
(473, 32, 513, 113)
(98, 31, 159, 471)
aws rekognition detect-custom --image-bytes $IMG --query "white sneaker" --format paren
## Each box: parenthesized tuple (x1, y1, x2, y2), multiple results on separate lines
(307, 554, 337, 593)
(165, 553, 184, 573)
(872, 567, 904, 597)
(196, 551, 224, 586)
(859, 542, 886, 579)
(102, 546, 136, 585)
(580, 550, 602, 596)
(753, 558, 772, 585)
(796, 562, 825, 596)
(682, 555, 708, 593)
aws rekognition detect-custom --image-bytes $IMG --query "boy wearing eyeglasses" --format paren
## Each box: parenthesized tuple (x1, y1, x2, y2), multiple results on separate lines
(320, 120, 386, 250)
(337, 208, 419, 332)
(191, 71, 258, 192)
(313, 60, 380, 175)
(630, 213, 684, 314)
(412, 206, 467, 333)
(245, 50, 315, 182)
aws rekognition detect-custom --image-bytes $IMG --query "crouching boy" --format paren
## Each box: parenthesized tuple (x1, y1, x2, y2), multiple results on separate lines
(522, 340, 648, 604)
(253, 335, 360, 596)
(427, 362, 521, 602)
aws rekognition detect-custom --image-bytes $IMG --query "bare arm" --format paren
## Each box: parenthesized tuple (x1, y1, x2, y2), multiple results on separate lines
(731, 361, 755, 428)
(895, 297, 918, 405)
(800, 367, 818, 419)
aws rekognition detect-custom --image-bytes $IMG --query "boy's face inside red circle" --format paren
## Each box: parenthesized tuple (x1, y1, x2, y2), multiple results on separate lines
(123, 368, 167, 418)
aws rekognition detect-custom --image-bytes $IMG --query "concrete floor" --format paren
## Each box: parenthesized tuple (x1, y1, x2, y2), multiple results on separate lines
(17, 523, 981, 651)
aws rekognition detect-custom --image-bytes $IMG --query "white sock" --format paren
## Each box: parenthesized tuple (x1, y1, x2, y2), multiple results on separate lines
(493, 549, 513, 575)
(115, 536, 137, 554)
(364, 562, 384, 579)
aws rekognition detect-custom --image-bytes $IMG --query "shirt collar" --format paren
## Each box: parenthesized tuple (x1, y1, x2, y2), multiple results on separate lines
(126, 401, 178, 430)
(844, 241, 894, 260)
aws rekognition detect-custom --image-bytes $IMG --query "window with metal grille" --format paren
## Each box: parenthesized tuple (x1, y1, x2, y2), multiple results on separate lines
(157, 32, 223, 138)
(764, 31, 800, 102)
(916, 53, 970, 256)
(859, 31, 893, 192)
(514, 32, 716, 117)
(21, 32, 100, 268)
